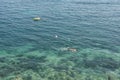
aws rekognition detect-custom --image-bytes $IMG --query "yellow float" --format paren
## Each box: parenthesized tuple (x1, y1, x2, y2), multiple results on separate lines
(33, 17, 41, 21)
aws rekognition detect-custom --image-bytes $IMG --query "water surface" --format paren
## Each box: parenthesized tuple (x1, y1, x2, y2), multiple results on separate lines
(0, 0, 120, 80)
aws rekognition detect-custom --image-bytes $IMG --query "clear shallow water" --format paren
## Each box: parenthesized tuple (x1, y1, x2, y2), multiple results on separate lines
(0, 0, 120, 80)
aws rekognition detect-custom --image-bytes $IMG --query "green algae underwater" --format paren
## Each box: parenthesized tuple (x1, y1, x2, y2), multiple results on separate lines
(0, 44, 120, 80)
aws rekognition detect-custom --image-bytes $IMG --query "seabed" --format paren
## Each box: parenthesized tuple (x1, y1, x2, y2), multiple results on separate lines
(0, 44, 120, 80)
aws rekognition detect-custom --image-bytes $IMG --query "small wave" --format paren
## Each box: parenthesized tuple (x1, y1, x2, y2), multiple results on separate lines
(72, 1, 119, 5)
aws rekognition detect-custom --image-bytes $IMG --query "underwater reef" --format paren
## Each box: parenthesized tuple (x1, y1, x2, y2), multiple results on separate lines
(0, 47, 120, 80)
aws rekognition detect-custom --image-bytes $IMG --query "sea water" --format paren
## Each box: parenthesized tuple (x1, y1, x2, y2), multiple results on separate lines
(0, 0, 120, 80)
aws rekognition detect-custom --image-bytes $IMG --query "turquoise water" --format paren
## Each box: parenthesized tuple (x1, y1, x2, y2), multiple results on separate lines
(0, 0, 120, 80)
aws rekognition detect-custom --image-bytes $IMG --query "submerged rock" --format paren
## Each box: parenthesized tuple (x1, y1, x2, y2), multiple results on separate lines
(106, 71, 118, 80)
(0, 57, 6, 63)
(0, 65, 15, 77)
(14, 55, 47, 72)
(13, 75, 23, 80)
(83, 57, 120, 70)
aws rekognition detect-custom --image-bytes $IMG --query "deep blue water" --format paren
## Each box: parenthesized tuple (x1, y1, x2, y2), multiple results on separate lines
(0, 0, 120, 52)
(0, 0, 120, 79)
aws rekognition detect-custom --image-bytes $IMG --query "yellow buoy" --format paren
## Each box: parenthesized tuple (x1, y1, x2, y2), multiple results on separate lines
(33, 17, 41, 21)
